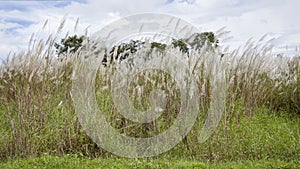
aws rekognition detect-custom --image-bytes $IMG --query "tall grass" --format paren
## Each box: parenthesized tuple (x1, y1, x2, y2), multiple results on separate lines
(0, 19, 299, 161)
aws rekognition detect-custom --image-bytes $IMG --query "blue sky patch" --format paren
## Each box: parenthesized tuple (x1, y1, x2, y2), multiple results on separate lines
(4, 18, 34, 27)
(0, 0, 88, 12)
(166, 0, 174, 4)
(0, 3, 28, 11)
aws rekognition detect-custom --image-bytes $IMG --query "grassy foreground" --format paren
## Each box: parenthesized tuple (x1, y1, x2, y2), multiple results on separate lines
(1, 155, 299, 169)
(0, 110, 299, 168)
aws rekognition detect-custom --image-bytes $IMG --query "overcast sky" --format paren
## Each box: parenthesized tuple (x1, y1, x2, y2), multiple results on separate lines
(0, 0, 300, 60)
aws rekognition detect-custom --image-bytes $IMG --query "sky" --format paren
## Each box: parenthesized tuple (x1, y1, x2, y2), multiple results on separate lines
(0, 0, 300, 60)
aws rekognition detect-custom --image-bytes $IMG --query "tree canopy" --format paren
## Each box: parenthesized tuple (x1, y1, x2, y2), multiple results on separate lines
(54, 32, 219, 65)
(54, 35, 85, 55)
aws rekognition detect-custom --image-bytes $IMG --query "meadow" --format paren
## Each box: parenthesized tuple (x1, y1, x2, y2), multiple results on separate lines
(0, 22, 299, 168)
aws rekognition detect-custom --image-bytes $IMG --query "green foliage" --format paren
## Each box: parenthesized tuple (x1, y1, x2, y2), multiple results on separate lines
(171, 32, 219, 54)
(150, 42, 167, 51)
(54, 35, 84, 55)
(171, 39, 189, 53)
(101, 40, 142, 66)
(188, 32, 219, 49)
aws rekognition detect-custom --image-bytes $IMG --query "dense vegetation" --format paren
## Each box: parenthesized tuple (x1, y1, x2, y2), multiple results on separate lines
(0, 21, 299, 168)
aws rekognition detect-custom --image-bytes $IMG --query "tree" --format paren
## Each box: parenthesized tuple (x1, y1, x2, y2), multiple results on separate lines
(187, 32, 218, 50)
(54, 35, 85, 55)
(55, 32, 219, 64)
(150, 42, 167, 51)
(171, 39, 189, 53)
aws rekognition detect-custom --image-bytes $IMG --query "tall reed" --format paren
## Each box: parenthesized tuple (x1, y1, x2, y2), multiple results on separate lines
(0, 18, 299, 161)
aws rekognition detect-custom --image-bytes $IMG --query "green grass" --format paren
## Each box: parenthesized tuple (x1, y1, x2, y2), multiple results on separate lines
(2, 108, 300, 165)
(1, 155, 299, 169)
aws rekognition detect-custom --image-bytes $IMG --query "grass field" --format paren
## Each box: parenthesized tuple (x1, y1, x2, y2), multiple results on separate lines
(1, 155, 299, 169)
(0, 22, 299, 168)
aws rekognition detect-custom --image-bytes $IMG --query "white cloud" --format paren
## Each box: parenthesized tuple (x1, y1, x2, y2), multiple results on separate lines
(161, 0, 300, 54)
(0, 0, 299, 60)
